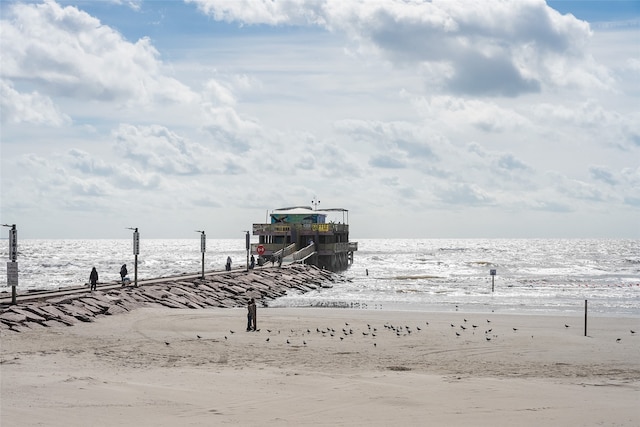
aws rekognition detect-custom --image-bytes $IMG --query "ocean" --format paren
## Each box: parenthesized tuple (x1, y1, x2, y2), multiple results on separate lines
(2, 238, 639, 317)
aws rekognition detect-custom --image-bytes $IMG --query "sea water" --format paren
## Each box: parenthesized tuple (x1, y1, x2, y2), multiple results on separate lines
(1, 239, 638, 316)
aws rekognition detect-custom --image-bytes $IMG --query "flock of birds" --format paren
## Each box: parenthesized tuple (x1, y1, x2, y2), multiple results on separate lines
(159, 313, 637, 347)
(163, 319, 636, 349)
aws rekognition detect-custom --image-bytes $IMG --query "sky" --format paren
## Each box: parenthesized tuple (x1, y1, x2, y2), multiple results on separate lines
(1, 0, 639, 239)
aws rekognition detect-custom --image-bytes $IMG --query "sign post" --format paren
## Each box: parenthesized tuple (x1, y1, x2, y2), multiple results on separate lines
(196, 230, 206, 279)
(128, 227, 139, 287)
(490, 269, 497, 292)
(3, 224, 17, 304)
(245, 231, 250, 272)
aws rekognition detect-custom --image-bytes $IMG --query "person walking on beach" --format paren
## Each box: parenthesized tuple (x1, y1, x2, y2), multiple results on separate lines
(250, 298, 257, 331)
(120, 264, 128, 286)
(250, 254, 255, 269)
(226, 256, 232, 271)
(89, 267, 99, 291)
(246, 299, 254, 331)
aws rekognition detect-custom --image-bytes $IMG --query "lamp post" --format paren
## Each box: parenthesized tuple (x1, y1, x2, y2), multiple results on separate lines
(196, 230, 206, 279)
(311, 196, 320, 210)
(3, 224, 18, 304)
(244, 230, 250, 272)
(127, 227, 139, 287)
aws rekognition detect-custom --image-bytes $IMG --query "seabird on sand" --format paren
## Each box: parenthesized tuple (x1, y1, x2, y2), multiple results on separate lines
(616, 338, 621, 342)
(165, 341, 170, 346)
(565, 324, 570, 328)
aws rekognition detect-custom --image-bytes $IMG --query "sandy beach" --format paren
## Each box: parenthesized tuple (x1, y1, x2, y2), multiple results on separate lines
(1, 307, 639, 426)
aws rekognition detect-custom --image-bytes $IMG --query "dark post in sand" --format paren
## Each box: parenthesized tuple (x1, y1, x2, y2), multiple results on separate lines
(584, 299, 588, 337)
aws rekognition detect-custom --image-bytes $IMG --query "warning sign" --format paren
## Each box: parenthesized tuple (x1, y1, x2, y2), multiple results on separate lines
(6, 262, 18, 287)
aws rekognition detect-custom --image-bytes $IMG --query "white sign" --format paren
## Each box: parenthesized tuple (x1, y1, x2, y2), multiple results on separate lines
(7, 262, 18, 287)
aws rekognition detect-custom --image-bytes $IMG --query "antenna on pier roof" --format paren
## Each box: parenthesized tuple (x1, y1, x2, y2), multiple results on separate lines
(311, 196, 320, 210)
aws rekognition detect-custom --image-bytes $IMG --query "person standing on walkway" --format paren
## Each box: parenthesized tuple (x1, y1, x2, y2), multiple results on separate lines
(89, 267, 99, 291)
(120, 264, 128, 286)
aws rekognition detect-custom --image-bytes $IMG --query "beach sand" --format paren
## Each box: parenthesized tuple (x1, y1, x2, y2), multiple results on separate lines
(1, 307, 639, 426)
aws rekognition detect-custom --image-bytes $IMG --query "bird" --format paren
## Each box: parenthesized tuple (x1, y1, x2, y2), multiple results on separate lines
(464, 319, 467, 323)
(472, 325, 478, 329)
(487, 320, 491, 323)
(230, 330, 235, 334)
(512, 328, 518, 331)
(267, 329, 272, 333)
(565, 324, 570, 328)
(631, 330, 636, 334)
(616, 338, 621, 343)
(451, 324, 455, 328)
(374, 342, 377, 347)
(224, 336, 228, 340)
(486, 337, 491, 341)
(197, 335, 201, 339)
(165, 341, 170, 346)
(286, 339, 290, 344)
(460, 325, 466, 330)
(416, 326, 421, 331)
(340, 336, 344, 341)
(303, 340, 307, 346)
(455, 332, 460, 337)
(266, 338, 270, 342)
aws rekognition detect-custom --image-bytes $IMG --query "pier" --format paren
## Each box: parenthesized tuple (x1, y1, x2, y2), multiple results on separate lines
(0, 264, 341, 332)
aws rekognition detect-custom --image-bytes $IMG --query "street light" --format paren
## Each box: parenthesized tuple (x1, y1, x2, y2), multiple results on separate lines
(244, 230, 250, 272)
(312, 196, 320, 210)
(126, 227, 139, 287)
(195, 230, 206, 279)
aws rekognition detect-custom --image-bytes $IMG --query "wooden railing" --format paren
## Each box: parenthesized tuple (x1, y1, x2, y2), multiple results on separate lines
(289, 243, 316, 263)
(272, 243, 296, 259)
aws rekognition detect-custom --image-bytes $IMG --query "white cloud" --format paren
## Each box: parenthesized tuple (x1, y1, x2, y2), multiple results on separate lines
(0, 1, 196, 105)
(0, 79, 70, 126)
(188, 0, 605, 96)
